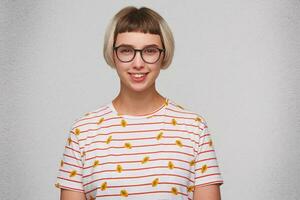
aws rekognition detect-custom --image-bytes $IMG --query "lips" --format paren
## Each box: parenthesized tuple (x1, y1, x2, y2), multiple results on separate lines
(128, 72, 149, 82)
(128, 72, 149, 78)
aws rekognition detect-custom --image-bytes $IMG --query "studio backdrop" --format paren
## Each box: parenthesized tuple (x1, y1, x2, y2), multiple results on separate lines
(1, 1, 299, 200)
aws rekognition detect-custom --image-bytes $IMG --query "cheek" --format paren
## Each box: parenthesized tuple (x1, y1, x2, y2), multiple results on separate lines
(154, 60, 163, 71)
(149, 65, 161, 79)
(113, 53, 121, 66)
(113, 52, 123, 67)
(156, 56, 164, 69)
(114, 56, 129, 70)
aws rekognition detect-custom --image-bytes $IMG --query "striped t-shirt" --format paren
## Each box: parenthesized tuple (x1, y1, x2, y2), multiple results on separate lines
(55, 97, 223, 200)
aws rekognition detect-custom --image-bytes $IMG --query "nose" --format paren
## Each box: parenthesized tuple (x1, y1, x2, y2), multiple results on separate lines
(132, 51, 145, 68)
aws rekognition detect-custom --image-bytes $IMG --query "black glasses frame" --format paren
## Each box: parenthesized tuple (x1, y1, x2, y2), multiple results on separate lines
(113, 45, 165, 64)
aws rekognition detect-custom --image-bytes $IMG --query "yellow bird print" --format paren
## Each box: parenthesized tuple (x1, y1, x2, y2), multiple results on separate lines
(187, 185, 195, 192)
(81, 151, 86, 157)
(208, 139, 213, 147)
(171, 119, 177, 126)
(152, 178, 159, 187)
(93, 160, 100, 168)
(121, 119, 127, 127)
(97, 117, 104, 125)
(116, 164, 123, 173)
(101, 181, 107, 191)
(189, 159, 195, 166)
(124, 142, 132, 149)
(67, 137, 72, 145)
(141, 156, 150, 164)
(168, 161, 174, 169)
(171, 187, 178, 195)
(175, 140, 183, 147)
(200, 164, 208, 173)
(74, 128, 80, 135)
(106, 135, 112, 144)
(195, 116, 203, 123)
(164, 98, 169, 106)
(69, 170, 77, 177)
(120, 189, 128, 197)
(60, 160, 64, 167)
(156, 131, 163, 140)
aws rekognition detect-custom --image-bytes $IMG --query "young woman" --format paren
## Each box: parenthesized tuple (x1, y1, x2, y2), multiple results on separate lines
(55, 6, 224, 200)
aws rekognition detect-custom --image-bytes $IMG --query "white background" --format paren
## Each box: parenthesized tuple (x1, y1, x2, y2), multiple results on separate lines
(1, 0, 299, 199)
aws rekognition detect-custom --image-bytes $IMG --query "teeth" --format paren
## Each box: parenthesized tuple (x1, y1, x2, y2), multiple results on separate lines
(132, 73, 146, 78)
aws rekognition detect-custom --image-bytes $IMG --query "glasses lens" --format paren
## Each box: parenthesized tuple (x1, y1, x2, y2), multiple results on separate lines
(116, 46, 134, 62)
(142, 47, 160, 63)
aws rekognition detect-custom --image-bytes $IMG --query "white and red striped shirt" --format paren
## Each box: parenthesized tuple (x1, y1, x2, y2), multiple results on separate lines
(55, 97, 223, 199)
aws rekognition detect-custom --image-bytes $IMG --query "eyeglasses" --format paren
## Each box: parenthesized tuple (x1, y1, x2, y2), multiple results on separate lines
(113, 45, 165, 64)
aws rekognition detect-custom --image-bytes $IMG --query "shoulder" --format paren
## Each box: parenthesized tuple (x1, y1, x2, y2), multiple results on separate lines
(69, 103, 111, 132)
(166, 98, 207, 127)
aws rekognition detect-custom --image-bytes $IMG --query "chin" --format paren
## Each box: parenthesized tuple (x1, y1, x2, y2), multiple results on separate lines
(128, 81, 154, 92)
(129, 85, 149, 93)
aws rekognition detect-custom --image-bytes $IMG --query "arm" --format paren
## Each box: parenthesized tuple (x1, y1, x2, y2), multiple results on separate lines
(193, 184, 221, 200)
(60, 189, 87, 200)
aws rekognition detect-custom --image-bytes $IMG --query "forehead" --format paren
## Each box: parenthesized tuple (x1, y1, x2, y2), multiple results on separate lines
(115, 32, 162, 47)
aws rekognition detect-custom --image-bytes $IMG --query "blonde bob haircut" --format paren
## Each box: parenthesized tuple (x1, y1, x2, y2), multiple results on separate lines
(103, 6, 175, 70)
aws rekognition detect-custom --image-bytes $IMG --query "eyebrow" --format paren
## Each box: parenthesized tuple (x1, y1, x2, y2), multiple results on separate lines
(116, 43, 161, 48)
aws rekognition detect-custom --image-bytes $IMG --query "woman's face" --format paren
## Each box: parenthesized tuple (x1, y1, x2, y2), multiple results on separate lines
(113, 31, 164, 93)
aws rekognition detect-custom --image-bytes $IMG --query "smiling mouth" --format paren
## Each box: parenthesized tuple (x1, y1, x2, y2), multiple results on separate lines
(128, 72, 149, 74)
(128, 72, 149, 82)
(128, 72, 149, 77)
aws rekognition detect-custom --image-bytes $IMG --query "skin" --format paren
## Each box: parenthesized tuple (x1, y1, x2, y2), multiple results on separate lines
(111, 31, 166, 115)
(193, 184, 222, 200)
(60, 31, 221, 200)
(60, 189, 86, 200)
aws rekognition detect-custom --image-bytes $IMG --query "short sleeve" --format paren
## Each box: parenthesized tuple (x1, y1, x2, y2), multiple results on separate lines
(194, 116, 224, 187)
(54, 123, 84, 192)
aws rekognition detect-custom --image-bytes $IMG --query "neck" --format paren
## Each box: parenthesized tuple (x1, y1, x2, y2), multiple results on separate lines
(112, 82, 166, 115)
